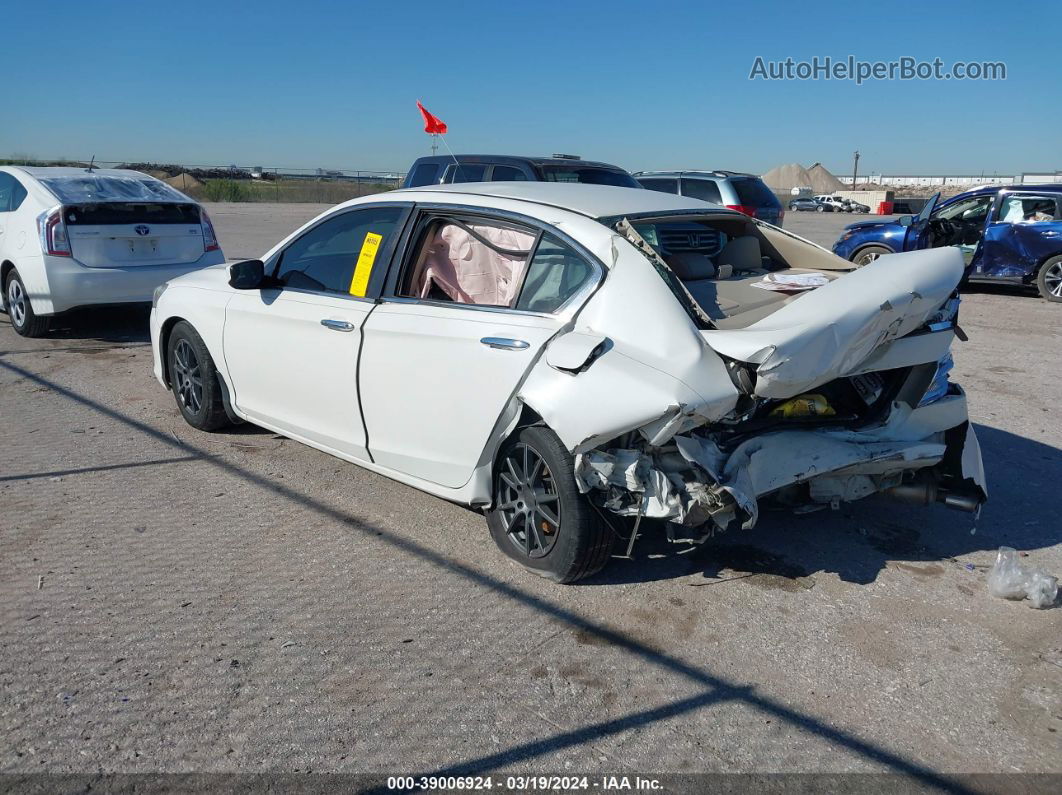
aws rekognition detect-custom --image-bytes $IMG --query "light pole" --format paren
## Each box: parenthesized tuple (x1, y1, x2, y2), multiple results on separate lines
(852, 150, 860, 190)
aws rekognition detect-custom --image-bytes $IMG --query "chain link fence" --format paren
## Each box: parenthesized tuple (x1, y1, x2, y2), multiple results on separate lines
(0, 158, 406, 203)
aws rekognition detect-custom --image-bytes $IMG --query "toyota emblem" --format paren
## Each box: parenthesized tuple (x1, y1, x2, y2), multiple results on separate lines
(135, 225, 150, 236)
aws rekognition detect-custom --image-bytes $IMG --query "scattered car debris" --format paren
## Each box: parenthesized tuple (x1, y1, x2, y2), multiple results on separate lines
(987, 547, 1058, 609)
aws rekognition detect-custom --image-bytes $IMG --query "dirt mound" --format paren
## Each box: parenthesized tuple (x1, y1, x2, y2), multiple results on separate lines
(807, 162, 846, 193)
(164, 173, 204, 191)
(762, 163, 813, 192)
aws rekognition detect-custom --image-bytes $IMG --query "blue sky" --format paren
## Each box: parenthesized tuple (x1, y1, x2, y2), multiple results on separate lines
(4, 0, 1057, 176)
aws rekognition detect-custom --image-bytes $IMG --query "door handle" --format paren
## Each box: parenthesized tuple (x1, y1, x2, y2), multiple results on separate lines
(320, 319, 355, 332)
(1042, 230, 1059, 237)
(481, 337, 530, 351)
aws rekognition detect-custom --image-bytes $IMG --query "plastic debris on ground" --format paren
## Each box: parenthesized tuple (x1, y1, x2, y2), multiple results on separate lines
(987, 546, 1058, 609)
(751, 272, 830, 292)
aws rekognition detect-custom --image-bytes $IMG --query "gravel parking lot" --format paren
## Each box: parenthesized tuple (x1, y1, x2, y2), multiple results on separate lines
(2, 204, 1059, 785)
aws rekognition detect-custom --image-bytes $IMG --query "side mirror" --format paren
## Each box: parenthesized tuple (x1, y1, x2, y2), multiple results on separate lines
(897, 215, 914, 227)
(228, 259, 266, 289)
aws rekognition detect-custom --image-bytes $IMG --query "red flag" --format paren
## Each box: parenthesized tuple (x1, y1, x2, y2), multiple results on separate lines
(416, 101, 448, 135)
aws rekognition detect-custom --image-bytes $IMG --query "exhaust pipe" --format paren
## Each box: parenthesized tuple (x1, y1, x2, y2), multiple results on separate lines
(885, 479, 981, 513)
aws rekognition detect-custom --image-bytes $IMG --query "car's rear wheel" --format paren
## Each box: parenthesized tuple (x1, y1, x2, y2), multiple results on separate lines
(853, 245, 891, 267)
(487, 425, 613, 584)
(1036, 256, 1062, 302)
(4, 269, 49, 338)
(816, 204, 825, 212)
(167, 321, 230, 431)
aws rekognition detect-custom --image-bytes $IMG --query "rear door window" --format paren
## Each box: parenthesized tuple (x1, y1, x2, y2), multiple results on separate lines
(274, 206, 405, 295)
(490, 165, 528, 182)
(406, 163, 441, 187)
(681, 179, 722, 204)
(998, 194, 1060, 224)
(443, 163, 487, 183)
(397, 216, 537, 307)
(638, 178, 679, 194)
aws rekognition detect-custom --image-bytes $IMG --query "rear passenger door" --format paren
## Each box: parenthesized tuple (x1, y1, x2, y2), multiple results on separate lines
(358, 210, 600, 488)
(980, 193, 1062, 278)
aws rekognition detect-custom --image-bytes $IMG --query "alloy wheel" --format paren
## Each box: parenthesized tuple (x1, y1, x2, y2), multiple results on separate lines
(7, 279, 26, 328)
(1045, 262, 1062, 298)
(172, 339, 204, 414)
(497, 442, 561, 559)
(856, 250, 883, 266)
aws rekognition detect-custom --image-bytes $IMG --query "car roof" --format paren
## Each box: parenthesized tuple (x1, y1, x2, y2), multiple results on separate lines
(411, 154, 627, 170)
(393, 182, 727, 218)
(634, 170, 758, 180)
(10, 166, 156, 179)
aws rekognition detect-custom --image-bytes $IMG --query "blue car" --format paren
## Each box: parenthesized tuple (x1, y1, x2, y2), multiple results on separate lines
(832, 185, 1062, 301)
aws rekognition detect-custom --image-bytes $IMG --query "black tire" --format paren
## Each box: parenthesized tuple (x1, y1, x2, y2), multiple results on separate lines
(1036, 255, 1062, 302)
(4, 269, 50, 338)
(816, 204, 825, 212)
(852, 245, 892, 267)
(487, 425, 614, 584)
(166, 321, 230, 431)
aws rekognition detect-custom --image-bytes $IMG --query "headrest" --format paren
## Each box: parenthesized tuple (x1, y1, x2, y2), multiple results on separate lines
(716, 236, 762, 272)
(665, 253, 716, 281)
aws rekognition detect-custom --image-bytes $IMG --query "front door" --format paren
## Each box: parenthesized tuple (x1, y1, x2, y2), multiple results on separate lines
(222, 204, 409, 460)
(359, 212, 599, 488)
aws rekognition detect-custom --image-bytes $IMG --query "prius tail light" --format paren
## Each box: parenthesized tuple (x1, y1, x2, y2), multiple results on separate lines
(200, 208, 220, 252)
(37, 208, 72, 257)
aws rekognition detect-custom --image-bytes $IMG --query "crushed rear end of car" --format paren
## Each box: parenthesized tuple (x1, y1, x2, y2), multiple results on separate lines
(516, 210, 986, 546)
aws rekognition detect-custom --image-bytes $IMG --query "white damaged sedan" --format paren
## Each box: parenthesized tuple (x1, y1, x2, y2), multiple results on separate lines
(150, 183, 986, 583)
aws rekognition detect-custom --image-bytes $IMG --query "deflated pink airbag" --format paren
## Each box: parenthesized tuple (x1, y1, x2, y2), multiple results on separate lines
(419, 223, 535, 306)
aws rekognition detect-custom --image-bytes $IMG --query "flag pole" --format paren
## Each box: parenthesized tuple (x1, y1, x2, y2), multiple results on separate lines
(431, 133, 438, 156)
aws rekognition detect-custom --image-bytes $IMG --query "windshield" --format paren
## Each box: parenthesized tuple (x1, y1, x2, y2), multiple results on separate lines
(537, 166, 640, 188)
(936, 194, 992, 223)
(39, 175, 190, 204)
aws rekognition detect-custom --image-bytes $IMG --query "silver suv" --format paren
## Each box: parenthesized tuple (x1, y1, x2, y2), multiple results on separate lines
(635, 170, 784, 226)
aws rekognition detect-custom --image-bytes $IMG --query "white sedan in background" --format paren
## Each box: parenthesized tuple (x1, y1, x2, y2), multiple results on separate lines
(150, 182, 986, 583)
(0, 166, 224, 337)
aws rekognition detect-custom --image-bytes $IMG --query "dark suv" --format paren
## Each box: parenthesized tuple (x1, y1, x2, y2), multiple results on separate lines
(402, 154, 641, 189)
(634, 170, 784, 226)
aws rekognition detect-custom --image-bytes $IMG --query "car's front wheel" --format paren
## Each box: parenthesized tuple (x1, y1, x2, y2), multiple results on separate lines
(816, 204, 825, 212)
(1036, 255, 1062, 302)
(487, 425, 614, 583)
(852, 245, 891, 267)
(4, 269, 49, 338)
(166, 321, 230, 431)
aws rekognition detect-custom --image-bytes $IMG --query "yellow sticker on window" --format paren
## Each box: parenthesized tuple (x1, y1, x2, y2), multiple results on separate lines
(349, 232, 384, 297)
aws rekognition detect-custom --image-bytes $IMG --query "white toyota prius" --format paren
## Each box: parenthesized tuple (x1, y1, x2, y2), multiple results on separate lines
(0, 166, 224, 337)
(150, 182, 986, 583)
